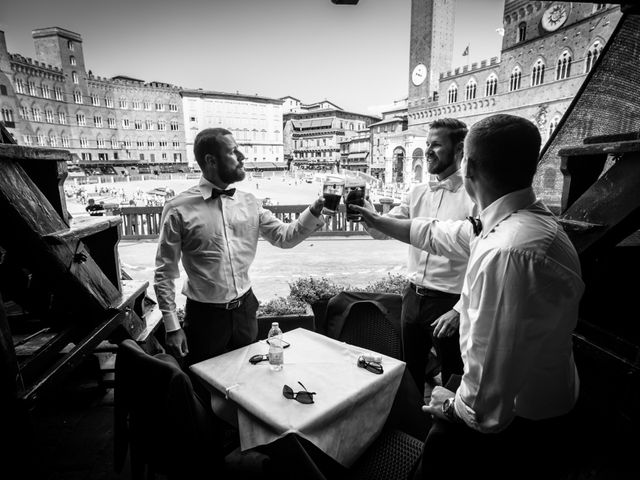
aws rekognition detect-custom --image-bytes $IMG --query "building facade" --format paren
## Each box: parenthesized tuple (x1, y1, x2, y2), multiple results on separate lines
(181, 90, 284, 170)
(282, 98, 379, 171)
(338, 129, 371, 174)
(0, 28, 187, 176)
(392, 1, 622, 205)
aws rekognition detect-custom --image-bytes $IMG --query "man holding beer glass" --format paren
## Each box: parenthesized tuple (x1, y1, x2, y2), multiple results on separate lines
(355, 118, 476, 393)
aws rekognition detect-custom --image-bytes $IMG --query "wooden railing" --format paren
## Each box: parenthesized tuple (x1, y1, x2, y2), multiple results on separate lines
(114, 201, 398, 240)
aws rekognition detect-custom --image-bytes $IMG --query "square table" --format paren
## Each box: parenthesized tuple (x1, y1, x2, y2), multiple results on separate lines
(190, 327, 406, 467)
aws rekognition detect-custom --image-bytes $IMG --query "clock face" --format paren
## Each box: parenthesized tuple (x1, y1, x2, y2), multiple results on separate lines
(541, 3, 569, 32)
(412, 64, 427, 86)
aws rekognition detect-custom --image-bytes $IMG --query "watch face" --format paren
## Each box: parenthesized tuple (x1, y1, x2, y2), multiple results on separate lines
(541, 3, 568, 32)
(412, 64, 427, 86)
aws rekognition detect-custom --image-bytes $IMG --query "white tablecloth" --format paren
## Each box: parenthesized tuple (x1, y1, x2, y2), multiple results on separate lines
(190, 328, 405, 466)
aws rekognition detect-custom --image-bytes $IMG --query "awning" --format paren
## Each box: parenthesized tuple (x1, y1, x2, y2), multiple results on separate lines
(291, 118, 334, 129)
(243, 161, 288, 170)
(348, 152, 369, 160)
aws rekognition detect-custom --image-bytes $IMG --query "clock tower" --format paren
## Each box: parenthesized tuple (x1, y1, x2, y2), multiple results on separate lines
(408, 0, 455, 116)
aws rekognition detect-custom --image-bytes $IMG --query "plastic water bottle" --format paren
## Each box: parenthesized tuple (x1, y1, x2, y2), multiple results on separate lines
(268, 322, 284, 371)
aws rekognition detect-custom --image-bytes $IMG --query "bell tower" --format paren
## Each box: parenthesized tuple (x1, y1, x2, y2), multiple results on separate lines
(408, 0, 455, 119)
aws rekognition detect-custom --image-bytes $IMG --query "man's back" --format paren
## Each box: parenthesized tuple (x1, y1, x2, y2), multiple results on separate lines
(458, 194, 584, 430)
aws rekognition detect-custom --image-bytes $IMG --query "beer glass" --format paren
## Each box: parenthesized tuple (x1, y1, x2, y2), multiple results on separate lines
(321, 176, 344, 215)
(344, 177, 366, 222)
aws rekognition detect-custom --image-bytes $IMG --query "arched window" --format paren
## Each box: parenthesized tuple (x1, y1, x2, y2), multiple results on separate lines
(72, 71, 79, 84)
(517, 22, 527, 43)
(531, 59, 545, 86)
(465, 79, 477, 100)
(447, 83, 458, 104)
(485, 73, 498, 96)
(585, 41, 602, 73)
(556, 51, 572, 80)
(70, 55, 76, 66)
(509, 66, 522, 91)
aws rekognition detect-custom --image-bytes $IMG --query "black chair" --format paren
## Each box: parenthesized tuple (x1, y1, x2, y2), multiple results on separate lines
(325, 291, 403, 360)
(349, 428, 424, 480)
(114, 339, 224, 480)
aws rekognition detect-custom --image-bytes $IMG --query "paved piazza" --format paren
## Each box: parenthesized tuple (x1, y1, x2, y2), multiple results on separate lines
(65, 173, 409, 305)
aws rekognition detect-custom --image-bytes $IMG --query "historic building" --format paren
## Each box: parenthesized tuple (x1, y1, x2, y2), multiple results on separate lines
(282, 97, 379, 171)
(384, 1, 622, 207)
(338, 128, 371, 174)
(0, 28, 187, 176)
(369, 99, 409, 183)
(181, 90, 284, 170)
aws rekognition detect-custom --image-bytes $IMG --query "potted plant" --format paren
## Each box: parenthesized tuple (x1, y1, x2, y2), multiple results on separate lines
(256, 295, 314, 339)
(288, 277, 346, 335)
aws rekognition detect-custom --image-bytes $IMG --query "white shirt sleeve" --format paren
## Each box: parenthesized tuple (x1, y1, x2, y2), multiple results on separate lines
(409, 217, 473, 261)
(258, 205, 324, 248)
(153, 205, 182, 332)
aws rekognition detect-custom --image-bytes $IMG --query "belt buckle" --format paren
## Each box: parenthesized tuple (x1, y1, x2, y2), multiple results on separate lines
(413, 284, 427, 296)
(225, 299, 240, 310)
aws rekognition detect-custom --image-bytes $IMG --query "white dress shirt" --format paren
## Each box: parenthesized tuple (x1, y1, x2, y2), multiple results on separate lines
(369, 169, 476, 293)
(154, 177, 324, 332)
(410, 188, 584, 432)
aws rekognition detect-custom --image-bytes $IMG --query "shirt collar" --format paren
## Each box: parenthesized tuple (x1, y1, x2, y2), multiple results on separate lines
(478, 187, 537, 239)
(198, 176, 236, 201)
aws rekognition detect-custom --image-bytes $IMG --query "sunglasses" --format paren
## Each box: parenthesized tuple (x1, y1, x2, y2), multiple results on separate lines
(282, 381, 316, 404)
(249, 354, 269, 365)
(357, 356, 384, 375)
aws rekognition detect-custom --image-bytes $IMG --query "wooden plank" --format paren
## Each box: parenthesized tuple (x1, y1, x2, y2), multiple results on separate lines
(19, 309, 128, 403)
(558, 139, 640, 157)
(561, 151, 640, 254)
(0, 159, 120, 313)
(110, 279, 148, 311)
(44, 215, 123, 243)
(558, 218, 606, 233)
(0, 144, 72, 162)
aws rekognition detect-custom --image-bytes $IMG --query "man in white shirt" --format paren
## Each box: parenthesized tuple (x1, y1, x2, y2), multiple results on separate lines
(154, 128, 325, 365)
(363, 118, 475, 391)
(351, 114, 583, 479)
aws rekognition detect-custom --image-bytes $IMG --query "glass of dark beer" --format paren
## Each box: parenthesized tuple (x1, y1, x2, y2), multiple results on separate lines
(344, 178, 366, 222)
(321, 176, 344, 215)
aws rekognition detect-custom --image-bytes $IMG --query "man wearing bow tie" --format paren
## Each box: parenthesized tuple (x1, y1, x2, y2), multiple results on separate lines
(154, 128, 325, 365)
(352, 115, 582, 479)
(362, 118, 476, 393)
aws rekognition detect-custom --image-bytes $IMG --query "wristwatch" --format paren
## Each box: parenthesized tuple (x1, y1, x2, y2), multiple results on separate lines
(442, 396, 457, 422)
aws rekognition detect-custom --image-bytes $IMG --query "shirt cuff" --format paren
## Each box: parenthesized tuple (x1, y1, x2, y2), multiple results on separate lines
(298, 207, 325, 229)
(162, 311, 181, 333)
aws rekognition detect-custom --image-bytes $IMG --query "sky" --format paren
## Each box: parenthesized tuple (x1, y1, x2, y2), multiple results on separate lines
(0, 0, 504, 116)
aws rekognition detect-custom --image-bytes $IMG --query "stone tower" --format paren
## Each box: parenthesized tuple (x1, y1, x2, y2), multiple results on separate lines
(408, 0, 455, 123)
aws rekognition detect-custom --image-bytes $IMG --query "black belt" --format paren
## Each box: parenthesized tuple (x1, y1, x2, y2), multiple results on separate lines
(409, 282, 459, 298)
(210, 289, 251, 310)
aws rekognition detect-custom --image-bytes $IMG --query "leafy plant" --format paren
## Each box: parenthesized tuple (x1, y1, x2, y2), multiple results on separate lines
(258, 296, 308, 316)
(288, 276, 346, 305)
(359, 273, 408, 295)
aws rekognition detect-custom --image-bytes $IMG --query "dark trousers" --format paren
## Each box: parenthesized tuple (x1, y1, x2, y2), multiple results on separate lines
(401, 285, 463, 391)
(183, 289, 259, 367)
(413, 411, 576, 480)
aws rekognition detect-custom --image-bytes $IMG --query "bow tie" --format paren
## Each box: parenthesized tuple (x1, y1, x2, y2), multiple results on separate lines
(467, 216, 483, 236)
(428, 179, 454, 192)
(211, 188, 236, 199)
